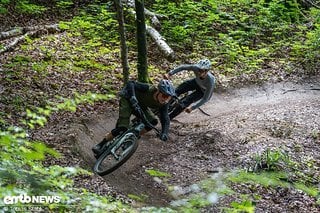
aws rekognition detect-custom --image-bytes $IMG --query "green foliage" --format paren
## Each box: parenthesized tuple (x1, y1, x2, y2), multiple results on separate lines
(152, 0, 319, 76)
(59, 5, 118, 42)
(16, 0, 47, 14)
(145, 169, 171, 178)
(25, 108, 48, 129)
(140, 206, 177, 213)
(0, 127, 60, 196)
(54, 92, 115, 111)
(251, 148, 320, 187)
(228, 169, 320, 199)
(0, 106, 130, 211)
(266, 0, 301, 22)
(164, 153, 319, 212)
(289, 8, 319, 69)
(253, 148, 291, 172)
(188, 194, 211, 208)
(23, 92, 115, 129)
(230, 148, 320, 199)
(12, 54, 32, 64)
(306, 24, 320, 51)
(56, 0, 73, 10)
(0, 0, 47, 15)
(0, 0, 9, 14)
(224, 198, 255, 213)
(294, 182, 319, 197)
(311, 129, 319, 140)
(128, 193, 148, 202)
(229, 170, 290, 188)
(153, 0, 212, 45)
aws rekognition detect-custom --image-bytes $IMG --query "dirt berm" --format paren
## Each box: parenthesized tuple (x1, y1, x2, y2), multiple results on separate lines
(69, 77, 320, 211)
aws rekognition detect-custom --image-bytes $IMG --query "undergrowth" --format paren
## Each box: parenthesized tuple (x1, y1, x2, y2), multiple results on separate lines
(152, 0, 320, 76)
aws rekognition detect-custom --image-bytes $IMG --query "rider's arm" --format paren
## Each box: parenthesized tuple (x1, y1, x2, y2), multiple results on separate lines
(191, 76, 215, 110)
(168, 64, 200, 76)
(158, 104, 170, 135)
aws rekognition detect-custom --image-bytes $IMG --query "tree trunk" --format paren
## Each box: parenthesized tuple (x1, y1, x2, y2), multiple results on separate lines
(146, 25, 175, 62)
(114, 0, 130, 84)
(135, 0, 149, 83)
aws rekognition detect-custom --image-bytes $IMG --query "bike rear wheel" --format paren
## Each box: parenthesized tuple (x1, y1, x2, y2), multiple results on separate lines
(93, 132, 139, 176)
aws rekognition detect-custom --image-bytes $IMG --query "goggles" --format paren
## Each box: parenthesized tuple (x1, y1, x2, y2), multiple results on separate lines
(199, 69, 208, 73)
(160, 92, 171, 99)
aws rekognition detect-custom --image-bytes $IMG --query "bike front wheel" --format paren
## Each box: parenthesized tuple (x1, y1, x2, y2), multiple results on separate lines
(93, 132, 139, 176)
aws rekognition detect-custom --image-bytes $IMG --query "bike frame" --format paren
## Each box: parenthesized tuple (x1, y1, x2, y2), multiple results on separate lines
(93, 114, 160, 176)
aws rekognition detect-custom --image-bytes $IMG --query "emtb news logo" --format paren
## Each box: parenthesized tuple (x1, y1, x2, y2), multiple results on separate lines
(3, 194, 61, 205)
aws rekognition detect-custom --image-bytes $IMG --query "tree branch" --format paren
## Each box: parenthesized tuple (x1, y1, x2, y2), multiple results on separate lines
(146, 25, 175, 61)
(0, 24, 59, 41)
(0, 31, 34, 54)
(0, 24, 60, 55)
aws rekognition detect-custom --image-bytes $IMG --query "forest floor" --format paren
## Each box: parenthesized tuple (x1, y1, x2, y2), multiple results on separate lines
(42, 76, 320, 212)
(1, 15, 319, 212)
(1, 5, 319, 212)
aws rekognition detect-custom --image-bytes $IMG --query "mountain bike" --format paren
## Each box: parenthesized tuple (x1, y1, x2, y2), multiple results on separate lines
(156, 94, 210, 120)
(93, 112, 160, 176)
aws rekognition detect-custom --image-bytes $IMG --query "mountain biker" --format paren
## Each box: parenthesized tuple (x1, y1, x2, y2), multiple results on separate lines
(164, 59, 215, 119)
(92, 79, 176, 157)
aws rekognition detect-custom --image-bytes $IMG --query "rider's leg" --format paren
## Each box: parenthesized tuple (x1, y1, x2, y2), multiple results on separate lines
(169, 79, 200, 119)
(92, 126, 128, 155)
(92, 97, 132, 154)
(175, 78, 198, 96)
(92, 126, 126, 151)
(170, 82, 203, 119)
(181, 90, 203, 108)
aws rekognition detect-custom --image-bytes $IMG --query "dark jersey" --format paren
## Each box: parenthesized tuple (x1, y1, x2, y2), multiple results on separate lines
(120, 81, 170, 135)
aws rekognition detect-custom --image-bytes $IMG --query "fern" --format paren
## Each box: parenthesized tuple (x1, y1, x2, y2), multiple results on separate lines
(16, 0, 47, 14)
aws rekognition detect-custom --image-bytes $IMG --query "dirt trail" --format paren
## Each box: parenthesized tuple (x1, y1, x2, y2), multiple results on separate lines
(71, 77, 320, 209)
(180, 79, 320, 124)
